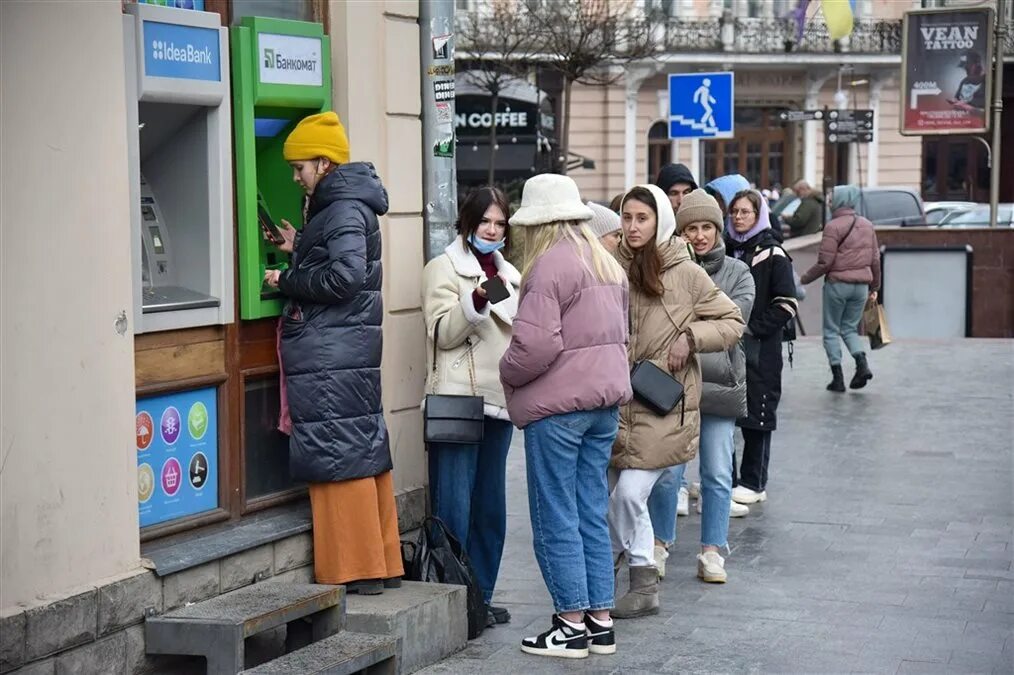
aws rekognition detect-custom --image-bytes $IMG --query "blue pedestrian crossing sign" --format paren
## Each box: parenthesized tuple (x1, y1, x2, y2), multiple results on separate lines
(668, 72, 734, 139)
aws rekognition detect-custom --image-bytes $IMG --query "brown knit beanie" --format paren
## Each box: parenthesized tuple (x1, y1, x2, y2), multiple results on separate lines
(676, 189, 724, 234)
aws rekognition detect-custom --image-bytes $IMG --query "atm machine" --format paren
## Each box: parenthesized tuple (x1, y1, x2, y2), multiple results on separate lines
(124, 3, 232, 532)
(123, 3, 234, 333)
(231, 16, 331, 320)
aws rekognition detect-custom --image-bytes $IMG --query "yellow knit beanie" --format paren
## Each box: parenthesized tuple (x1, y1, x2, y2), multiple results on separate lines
(283, 111, 350, 164)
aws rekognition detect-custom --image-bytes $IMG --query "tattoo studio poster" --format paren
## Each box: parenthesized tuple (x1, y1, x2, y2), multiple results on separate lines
(900, 8, 993, 135)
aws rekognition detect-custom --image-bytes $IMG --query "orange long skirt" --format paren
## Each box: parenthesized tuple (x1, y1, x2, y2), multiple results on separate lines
(308, 471, 404, 584)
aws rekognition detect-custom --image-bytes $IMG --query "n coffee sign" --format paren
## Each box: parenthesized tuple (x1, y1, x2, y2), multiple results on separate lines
(258, 33, 322, 87)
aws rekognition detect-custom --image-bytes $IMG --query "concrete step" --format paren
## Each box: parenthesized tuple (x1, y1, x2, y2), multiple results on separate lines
(241, 631, 399, 675)
(146, 582, 344, 674)
(344, 581, 466, 674)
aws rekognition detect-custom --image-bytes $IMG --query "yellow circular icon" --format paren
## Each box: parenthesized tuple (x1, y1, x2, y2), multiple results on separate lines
(138, 463, 155, 504)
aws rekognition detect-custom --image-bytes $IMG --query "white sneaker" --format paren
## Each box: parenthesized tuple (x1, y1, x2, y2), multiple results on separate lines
(731, 486, 767, 504)
(677, 487, 690, 516)
(653, 545, 669, 579)
(695, 497, 702, 514)
(729, 500, 750, 518)
(697, 550, 727, 583)
(688, 482, 701, 499)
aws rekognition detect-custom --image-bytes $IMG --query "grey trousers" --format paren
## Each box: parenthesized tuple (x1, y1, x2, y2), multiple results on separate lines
(822, 281, 869, 366)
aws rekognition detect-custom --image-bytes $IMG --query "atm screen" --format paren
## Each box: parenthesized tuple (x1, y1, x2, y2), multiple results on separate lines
(149, 227, 165, 254)
(254, 118, 291, 138)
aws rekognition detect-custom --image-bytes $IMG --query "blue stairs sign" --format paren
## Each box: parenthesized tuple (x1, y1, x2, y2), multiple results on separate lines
(668, 72, 734, 139)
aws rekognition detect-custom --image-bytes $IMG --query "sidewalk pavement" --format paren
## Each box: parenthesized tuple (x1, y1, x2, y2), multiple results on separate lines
(419, 339, 1014, 674)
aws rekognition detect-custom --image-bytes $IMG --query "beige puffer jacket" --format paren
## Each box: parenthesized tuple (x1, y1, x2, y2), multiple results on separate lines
(613, 236, 745, 470)
(422, 239, 521, 421)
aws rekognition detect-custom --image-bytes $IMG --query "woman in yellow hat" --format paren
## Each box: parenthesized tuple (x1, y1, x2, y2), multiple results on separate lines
(264, 112, 402, 594)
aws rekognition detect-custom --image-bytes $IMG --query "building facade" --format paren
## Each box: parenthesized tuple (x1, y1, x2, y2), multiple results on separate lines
(457, 0, 1012, 204)
(1, 1, 427, 671)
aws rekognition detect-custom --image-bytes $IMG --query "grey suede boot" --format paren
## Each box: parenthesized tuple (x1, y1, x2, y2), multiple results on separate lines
(612, 565, 659, 619)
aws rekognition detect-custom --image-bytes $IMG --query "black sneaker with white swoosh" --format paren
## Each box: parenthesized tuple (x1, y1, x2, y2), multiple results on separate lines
(520, 614, 589, 659)
(584, 614, 616, 655)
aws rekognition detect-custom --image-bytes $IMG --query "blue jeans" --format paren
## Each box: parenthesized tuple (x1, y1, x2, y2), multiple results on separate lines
(675, 415, 735, 547)
(428, 417, 513, 604)
(524, 407, 619, 613)
(656, 415, 735, 548)
(647, 467, 679, 545)
(822, 281, 869, 366)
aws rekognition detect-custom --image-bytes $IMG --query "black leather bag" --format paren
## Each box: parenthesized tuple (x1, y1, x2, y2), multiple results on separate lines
(630, 360, 686, 423)
(424, 318, 484, 445)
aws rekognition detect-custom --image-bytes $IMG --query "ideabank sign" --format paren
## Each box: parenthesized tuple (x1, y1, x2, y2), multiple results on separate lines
(143, 21, 221, 82)
(258, 33, 323, 87)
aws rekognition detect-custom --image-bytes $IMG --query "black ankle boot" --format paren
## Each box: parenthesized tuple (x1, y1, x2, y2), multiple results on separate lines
(346, 579, 384, 595)
(850, 353, 873, 389)
(827, 365, 846, 392)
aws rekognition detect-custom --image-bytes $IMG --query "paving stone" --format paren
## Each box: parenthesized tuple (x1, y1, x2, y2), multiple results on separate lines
(417, 340, 1014, 675)
(97, 569, 162, 635)
(11, 658, 54, 675)
(161, 561, 220, 611)
(266, 565, 313, 585)
(272, 533, 312, 573)
(0, 607, 25, 673)
(54, 632, 126, 675)
(220, 545, 274, 592)
(24, 588, 97, 660)
(345, 581, 466, 673)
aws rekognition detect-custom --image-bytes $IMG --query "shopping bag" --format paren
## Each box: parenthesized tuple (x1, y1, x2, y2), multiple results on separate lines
(402, 517, 487, 639)
(863, 300, 892, 350)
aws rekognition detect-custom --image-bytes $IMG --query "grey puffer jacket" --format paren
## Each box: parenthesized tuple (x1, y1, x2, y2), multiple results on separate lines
(279, 162, 392, 483)
(697, 239, 755, 419)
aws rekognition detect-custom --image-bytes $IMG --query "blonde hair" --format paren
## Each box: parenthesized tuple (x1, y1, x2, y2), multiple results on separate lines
(521, 220, 625, 285)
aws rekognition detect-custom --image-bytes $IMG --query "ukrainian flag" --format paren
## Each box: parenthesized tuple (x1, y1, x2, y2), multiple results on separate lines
(821, 0, 856, 41)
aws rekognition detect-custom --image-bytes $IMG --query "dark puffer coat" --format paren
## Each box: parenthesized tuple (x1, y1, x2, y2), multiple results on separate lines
(726, 228, 798, 431)
(278, 162, 392, 483)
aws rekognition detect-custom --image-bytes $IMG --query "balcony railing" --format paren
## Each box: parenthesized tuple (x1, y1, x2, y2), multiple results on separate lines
(662, 17, 903, 55)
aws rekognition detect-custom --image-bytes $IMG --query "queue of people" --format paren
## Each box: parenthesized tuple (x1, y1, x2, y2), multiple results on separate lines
(264, 110, 880, 661)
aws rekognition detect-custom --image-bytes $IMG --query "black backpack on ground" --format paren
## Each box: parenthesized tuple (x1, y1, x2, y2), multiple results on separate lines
(402, 517, 487, 639)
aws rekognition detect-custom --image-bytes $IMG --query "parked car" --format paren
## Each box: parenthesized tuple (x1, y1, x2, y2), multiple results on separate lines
(853, 187, 926, 227)
(924, 201, 976, 225)
(937, 204, 1014, 228)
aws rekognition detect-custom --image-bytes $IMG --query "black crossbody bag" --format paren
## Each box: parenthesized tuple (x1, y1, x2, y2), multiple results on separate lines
(630, 360, 686, 424)
(628, 295, 687, 423)
(423, 318, 484, 445)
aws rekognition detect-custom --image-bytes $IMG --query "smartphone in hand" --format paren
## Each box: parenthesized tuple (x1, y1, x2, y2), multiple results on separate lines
(257, 193, 285, 245)
(481, 276, 510, 304)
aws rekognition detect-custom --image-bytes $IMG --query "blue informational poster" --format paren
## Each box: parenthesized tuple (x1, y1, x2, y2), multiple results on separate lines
(136, 387, 218, 528)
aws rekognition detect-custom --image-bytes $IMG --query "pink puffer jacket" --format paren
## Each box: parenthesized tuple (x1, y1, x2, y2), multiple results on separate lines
(499, 238, 632, 428)
(801, 208, 881, 290)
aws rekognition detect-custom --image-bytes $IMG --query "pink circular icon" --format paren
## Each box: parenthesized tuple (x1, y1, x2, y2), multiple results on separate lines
(161, 406, 181, 445)
(161, 457, 182, 497)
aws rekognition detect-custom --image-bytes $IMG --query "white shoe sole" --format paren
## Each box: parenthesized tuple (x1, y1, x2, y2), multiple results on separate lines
(521, 645, 589, 659)
(699, 571, 727, 583)
(589, 644, 617, 655)
(732, 491, 767, 505)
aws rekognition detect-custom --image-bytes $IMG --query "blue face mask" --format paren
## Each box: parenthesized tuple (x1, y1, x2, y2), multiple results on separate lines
(469, 234, 505, 255)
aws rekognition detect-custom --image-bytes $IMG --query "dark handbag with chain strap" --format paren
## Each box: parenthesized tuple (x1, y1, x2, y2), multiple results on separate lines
(424, 317, 484, 444)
